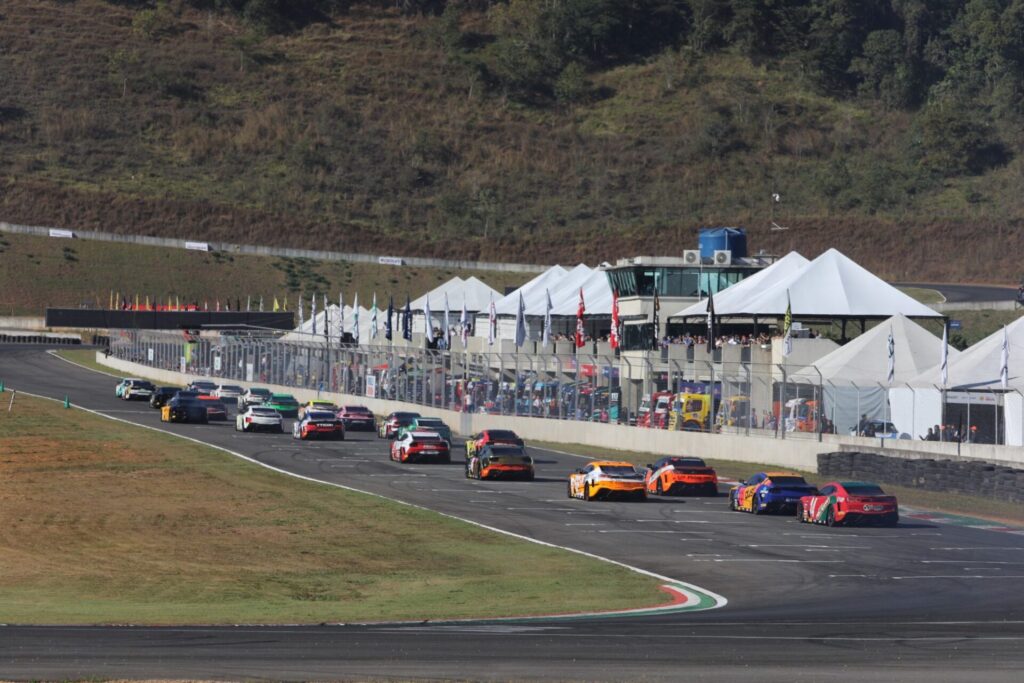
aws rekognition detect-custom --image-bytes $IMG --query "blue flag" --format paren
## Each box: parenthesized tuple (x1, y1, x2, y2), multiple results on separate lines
(402, 295, 412, 341)
(385, 295, 394, 341)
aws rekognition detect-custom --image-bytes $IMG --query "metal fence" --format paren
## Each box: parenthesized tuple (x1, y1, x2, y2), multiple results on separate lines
(108, 329, 1010, 445)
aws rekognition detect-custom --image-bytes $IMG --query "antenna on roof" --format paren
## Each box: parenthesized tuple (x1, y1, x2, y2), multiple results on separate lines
(770, 221, 789, 231)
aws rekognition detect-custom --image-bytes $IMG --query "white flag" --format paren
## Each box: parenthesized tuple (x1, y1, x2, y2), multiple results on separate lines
(542, 288, 553, 349)
(1001, 325, 1009, 389)
(514, 291, 527, 348)
(298, 294, 305, 327)
(887, 327, 895, 385)
(424, 296, 434, 344)
(311, 293, 317, 335)
(371, 293, 378, 340)
(352, 293, 360, 343)
(444, 293, 451, 349)
(460, 300, 469, 348)
(259, 295, 264, 312)
(940, 323, 948, 387)
(487, 294, 495, 347)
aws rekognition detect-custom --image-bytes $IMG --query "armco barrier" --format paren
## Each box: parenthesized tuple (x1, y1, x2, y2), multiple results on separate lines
(1, 220, 548, 274)
(94, 352, 826, 471)
(818, 451, 1024, 503)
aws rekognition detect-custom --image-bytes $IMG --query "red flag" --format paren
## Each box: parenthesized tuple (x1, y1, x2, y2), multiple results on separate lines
(575, 287, 586, 348)
(610, 289, 620, 350)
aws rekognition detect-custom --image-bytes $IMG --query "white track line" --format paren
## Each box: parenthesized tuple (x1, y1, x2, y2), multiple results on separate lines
(11, 387, 728, 616)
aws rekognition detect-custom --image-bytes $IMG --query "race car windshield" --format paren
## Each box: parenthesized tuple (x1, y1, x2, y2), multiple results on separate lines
(487, 447, 525, 457)
(769, 476, 808, 486)
(844, 484, 885, 495)
(600, 466, 639, 477)
(222, 386, 243, 392)
(136, 382, 155, 390)
(275, 397, 298, 404)
(671, 458, 706, 468)
(487, 430, 518, 440)
(251, 408, 279, 416)
(413, 435, 442, 443)
(418, 419, 444, 426)
(346, 407, 372, 413)
(250, 389, 272, 396)
(307, 412, 336, 421)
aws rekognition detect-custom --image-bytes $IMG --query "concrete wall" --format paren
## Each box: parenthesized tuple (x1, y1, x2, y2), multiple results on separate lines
(0, 317, 47, 330)
(1, 220, 547, 274)
(933, 301, 1018, 313)
(95, 352, 1024, 471)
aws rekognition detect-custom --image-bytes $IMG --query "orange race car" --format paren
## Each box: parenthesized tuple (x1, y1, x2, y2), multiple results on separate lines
(644, 456, 719, 496)
(568, 460, 647, 502)
(465, 445, 535, 481)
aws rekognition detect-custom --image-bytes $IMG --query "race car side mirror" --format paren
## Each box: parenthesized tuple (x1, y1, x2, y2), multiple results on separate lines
(646, 464, 653, 470)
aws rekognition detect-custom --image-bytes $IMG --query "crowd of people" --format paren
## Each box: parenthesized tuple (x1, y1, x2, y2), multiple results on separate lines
(921, 424, 979, 443)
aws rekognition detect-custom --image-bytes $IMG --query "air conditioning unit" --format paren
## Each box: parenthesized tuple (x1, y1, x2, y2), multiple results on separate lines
(713, 250, 732, 266)
(683, 250, 700, 265)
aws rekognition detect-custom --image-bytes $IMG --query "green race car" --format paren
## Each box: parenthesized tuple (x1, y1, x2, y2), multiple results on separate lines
(264, 393, 300, 417)
(397, 416, 452, 444)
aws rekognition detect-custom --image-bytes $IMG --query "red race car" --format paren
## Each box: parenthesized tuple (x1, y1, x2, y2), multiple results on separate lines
(391, 430, 451, 464)
(797, 481, 899, 527)
(644, 456, 718, 496)
(292, 411, 346, 441)
(464, 429, 525, 460)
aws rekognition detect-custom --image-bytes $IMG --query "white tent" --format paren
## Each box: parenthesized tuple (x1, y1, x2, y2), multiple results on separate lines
(903, 315, 1024, 445)
(477, 264, 569, 339)
(788, 314, 959, 436)
(411, 276, 502, 335)
(687, 248, 943, 319)
(550, 267, 613, 316)
(283, 304, 377, 343)
(533, 264, 593, 315)
(670, 251, 810, 318)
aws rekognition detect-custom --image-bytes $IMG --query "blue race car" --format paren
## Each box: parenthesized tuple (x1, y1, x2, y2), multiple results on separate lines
(729, 471, 818, 514)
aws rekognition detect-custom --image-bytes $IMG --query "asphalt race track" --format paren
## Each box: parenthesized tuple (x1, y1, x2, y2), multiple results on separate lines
(2, 345, 1024, 682)
(893, 282, 1018, 303)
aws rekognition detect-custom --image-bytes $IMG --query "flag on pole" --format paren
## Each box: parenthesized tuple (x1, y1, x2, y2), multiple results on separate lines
(298, 295, 304, 326)
(323, 293, 330, 343)
(460, 300, 469, 348)
(575, 287, 586, 348)
(402, 295, 412, 341)
(487, 293, 496, 346)
(887, 326, 895, 385)
(216, 299, 221, 312)
(283, 297, 288, 311)
(939, 322, 948, 386)
(311, 294, 318, 335)
(259, 295, 264, 312)
(273, 296, 280, 312)
(1001, 325, 1009, 389)
(514, 292, 527, 348)
(352, 293, 360, 343)
(424, 296, 434, 344)
(705, 290, 716, 354)
(610, 289, 620, 350)
(444, 293, 451, 349)
(109, 291, 114, 310)
(135, 293, 140, 310)
(145, 295, 150, 310)
(246, 296, 251, 312)
(386, 295, 394, 341)
(652, 288, 661, 349)
(542, 288, 553, 349)
(371, 293, 379, 339)
(782, 289, 793, 357)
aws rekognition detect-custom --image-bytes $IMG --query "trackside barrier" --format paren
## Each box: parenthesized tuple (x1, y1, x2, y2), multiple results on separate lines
(99, 329, 1024, 469)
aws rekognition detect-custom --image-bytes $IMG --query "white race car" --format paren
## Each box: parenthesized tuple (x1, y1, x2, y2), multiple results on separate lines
(235, 406, 284, 433)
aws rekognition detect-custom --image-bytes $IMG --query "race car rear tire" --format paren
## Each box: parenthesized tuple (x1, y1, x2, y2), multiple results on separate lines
(567, 481, 573, 498)
(656, 479, 664, 496)
(795, 502, 805, 523)
(729, 495, 739, 511)
(750, 498, 761, 515)
(583, 482, 591, 501)
(276, 425, 284, 433)
(825, 506, 836, 527)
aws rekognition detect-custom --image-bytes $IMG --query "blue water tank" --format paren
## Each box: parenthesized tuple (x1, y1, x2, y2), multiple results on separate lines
(699, 227, 748, 260)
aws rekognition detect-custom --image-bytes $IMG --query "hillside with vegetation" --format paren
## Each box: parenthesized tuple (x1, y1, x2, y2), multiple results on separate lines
(1, 0, 1023, 282)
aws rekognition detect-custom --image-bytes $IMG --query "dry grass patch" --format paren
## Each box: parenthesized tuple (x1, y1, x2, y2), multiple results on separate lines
(0, 395, 662, 624)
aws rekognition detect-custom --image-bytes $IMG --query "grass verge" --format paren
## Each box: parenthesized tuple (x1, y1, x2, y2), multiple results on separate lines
(0, 394, 663, 624)
(53, 348, 125, 377)
(532, 440, 1024, 526)
(897, 287, 946, 305)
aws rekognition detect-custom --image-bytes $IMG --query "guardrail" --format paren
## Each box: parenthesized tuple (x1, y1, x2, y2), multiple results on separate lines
(0, 220, 549, 274)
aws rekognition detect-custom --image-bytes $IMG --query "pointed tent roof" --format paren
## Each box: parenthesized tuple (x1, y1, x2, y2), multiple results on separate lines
(283, 303, 378, 341)
(670, 251, 811, 318)
(550, 267, 614, 316)
(410, 277, 464, 311)
(694, 248, 943, 319)
(492, 264, 570, 316)
(527, 264, 592, 315)
(791, 314, 960, 385)
(910, 315, 1024, 390)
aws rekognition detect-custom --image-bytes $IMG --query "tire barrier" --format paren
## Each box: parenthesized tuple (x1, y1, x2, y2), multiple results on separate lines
(0, 334, 81, 345)
(819, 451, 1024, 504)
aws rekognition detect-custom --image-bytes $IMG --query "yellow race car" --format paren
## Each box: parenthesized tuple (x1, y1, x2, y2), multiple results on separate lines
(568, 460, 647, 502)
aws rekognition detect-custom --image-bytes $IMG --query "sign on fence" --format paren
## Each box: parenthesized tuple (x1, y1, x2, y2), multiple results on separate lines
(147, 347, 154, 362)
(185, 241, 210, 252)
(377, 256, 403, 266)
(366, 374, 377, 398)
(48, 228, 75, 239)
(246, 362, 254, 382)
(949, 320, 962, 330)
(213, 355, 222, 372)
